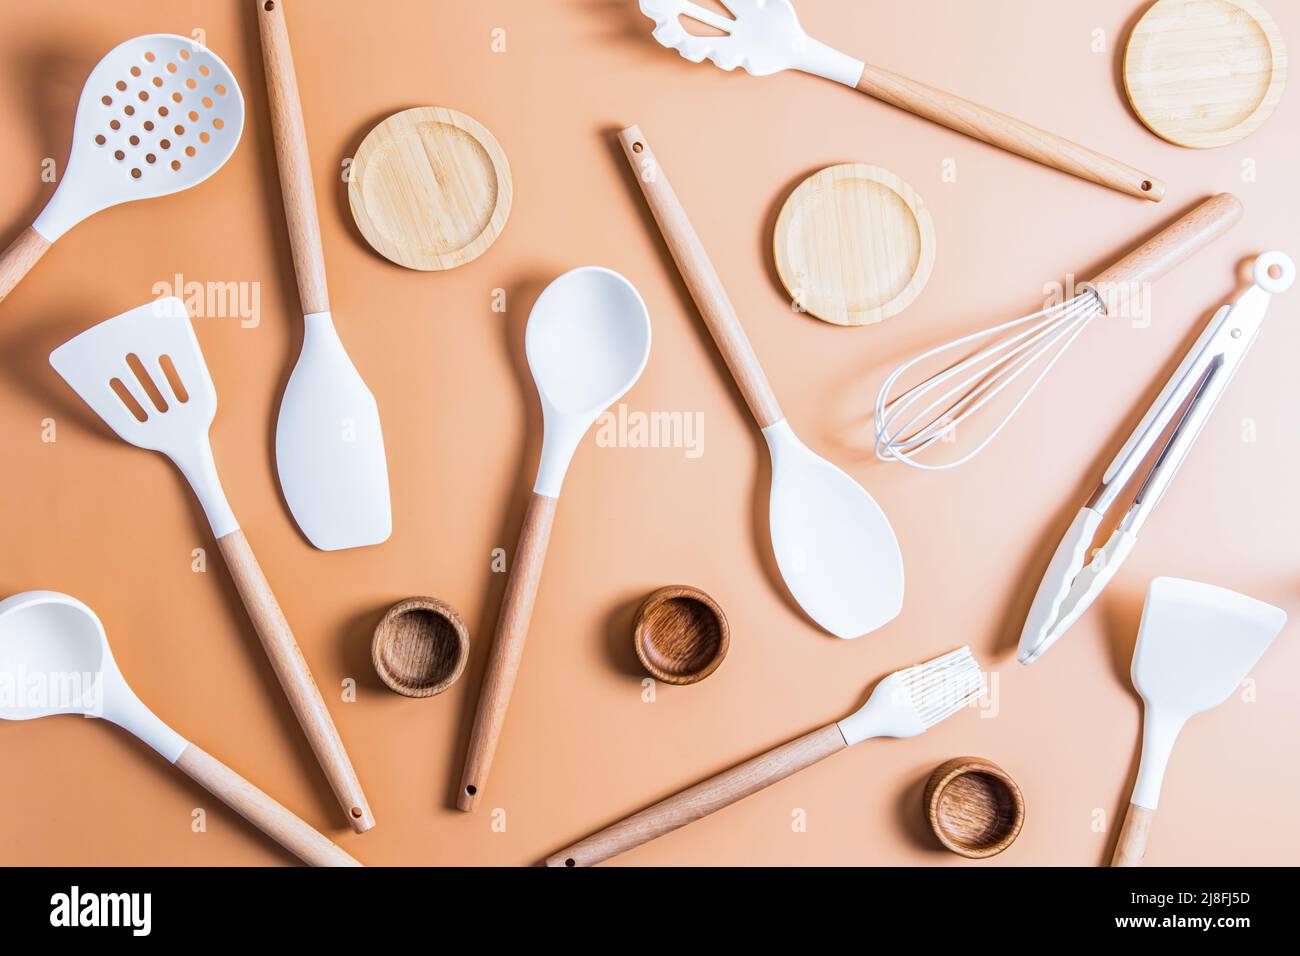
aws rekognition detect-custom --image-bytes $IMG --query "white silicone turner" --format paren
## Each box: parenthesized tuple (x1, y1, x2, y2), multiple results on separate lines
(49, 297, 375, 833)
(0, 34, 244, 303)
(1111, 577, 1286, 866)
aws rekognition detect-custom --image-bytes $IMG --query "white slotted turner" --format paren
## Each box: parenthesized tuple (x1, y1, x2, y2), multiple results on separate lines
(0, 34, 244, 304)
(49, 297, 375, 833)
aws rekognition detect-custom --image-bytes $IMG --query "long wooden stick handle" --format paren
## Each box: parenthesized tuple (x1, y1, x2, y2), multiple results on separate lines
(616, 125, 783, 429)
(457, 492, 558, 811)
(174, 744, 361, 866)
(216, 530, 373, 832)
(546, 723, 847, 866)
(855, 64, 1164, 202)
(256, 0, 330, 314)
(0, 227, 51, 305)
(1086, 193, 1243, 306)
(1110, 802, 1154, 867)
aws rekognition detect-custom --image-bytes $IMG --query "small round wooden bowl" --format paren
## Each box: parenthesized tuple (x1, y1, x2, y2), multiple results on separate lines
(371, 597, 470, 698)
(633, 586, 729, 685)
(923, 757, 1025, 859)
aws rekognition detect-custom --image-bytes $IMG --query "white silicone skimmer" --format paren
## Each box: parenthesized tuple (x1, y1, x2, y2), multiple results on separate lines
(457, 267, 652, 811)
(49, 297, 374, 833)
(0, 590, 359, 866)
(0, 34, 244, 304)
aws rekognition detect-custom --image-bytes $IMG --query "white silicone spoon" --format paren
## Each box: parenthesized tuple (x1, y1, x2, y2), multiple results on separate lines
(457, 267, 651, 811)
(0, 34, 244, 304)
(0, 590, 359, 866)
(619, 125, 903, 639)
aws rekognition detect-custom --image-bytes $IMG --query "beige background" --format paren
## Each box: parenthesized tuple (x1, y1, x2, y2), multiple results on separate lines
(0, 0, 1297, 866)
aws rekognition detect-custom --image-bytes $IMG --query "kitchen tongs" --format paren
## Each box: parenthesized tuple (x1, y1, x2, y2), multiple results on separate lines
(1018, 252, 1295, 664)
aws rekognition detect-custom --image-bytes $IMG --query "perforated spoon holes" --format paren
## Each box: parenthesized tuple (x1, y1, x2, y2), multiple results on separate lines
(91, 38, 240, 185)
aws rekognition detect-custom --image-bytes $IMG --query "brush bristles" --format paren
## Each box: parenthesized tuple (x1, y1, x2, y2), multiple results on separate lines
(899, 646, 985, 728)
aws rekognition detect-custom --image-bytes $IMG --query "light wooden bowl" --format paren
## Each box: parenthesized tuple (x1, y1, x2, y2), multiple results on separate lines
(633, 586, 729, 685)
(923, 757, 1025, 859)
(371, 597, 470, 698)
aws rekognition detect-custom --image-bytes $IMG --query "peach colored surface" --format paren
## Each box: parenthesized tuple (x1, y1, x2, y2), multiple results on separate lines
(1, 0, 1297, 867)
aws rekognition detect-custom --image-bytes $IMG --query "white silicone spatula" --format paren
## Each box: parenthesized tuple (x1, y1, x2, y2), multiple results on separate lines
(49, 297, 375, 832)
(0, 34, 243, 304)
(256, 0, 391, 551)
(0, 591, 360, 866)
(457, 267, 652, 811)
(1112, 577, 1286, 866)
(618, 125, 903, 639)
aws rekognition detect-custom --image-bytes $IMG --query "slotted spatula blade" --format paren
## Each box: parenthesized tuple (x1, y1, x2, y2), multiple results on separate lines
(48, 296, 215, 451)
(49, 297, 236, 536)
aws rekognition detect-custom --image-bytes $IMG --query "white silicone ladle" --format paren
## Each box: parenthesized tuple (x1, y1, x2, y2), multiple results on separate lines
(0, 34, 244, 304)
(0, 591, 359, 866)
(457, 267, 651, 811)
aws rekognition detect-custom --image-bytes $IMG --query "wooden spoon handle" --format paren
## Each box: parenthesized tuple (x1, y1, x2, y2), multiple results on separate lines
(616, 125, 783, 429)
(216, 529, 374, 832)
(457, 492, 558, 811)
(256, 0, 330, 314)
(854, 64, 1164, 202)
(174, 744, 361, 866)
(546, 723, 847, 867)
(0, 226, 51, 305)
(1110, 802, 1154, 867)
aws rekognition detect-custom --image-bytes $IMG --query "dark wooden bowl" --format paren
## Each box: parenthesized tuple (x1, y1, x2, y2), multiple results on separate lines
(923, 757, 1025, 858)
(633, 585, 729, 685)
(371, 597, 470, 698)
